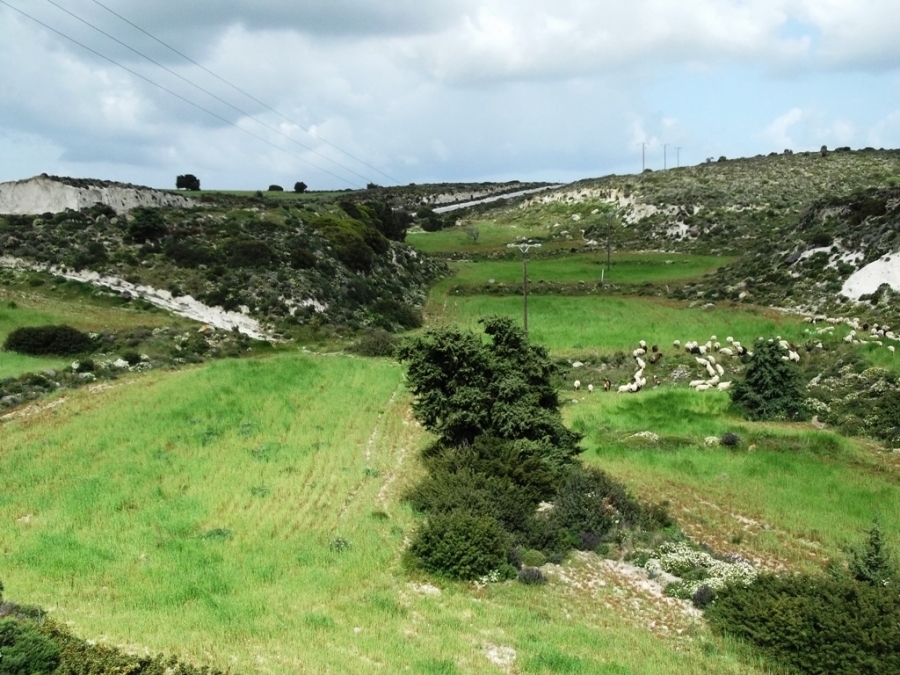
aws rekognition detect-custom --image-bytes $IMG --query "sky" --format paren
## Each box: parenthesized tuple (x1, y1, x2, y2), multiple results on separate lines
(1, 0, 899, 191)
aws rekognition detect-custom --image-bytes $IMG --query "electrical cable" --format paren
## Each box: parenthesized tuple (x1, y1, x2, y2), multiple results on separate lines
(42, 0, 379, 186)
(0, 0, 362, 188)
(88, 0, 402, 185)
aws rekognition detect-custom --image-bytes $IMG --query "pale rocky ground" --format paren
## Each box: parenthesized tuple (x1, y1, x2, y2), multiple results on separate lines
(0, 175, 194, 214)
(0, 256, 269, 339)
(841, 251, 900, 300)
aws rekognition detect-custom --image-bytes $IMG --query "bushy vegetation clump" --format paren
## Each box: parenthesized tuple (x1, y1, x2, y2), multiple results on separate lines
(703, 521, 898, 674)
(0, 618, 61, 675)
(400, 317, 673, 580)
(706, 574, 900, 674)
(730, 339, 809, 421)
(3, 325, 94, 356)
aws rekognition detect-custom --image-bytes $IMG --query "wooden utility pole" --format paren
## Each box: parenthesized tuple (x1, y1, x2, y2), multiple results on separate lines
(507, 242, 541, 337)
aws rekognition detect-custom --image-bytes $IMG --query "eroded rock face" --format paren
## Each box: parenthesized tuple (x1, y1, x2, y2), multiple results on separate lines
(0, 174, 194, 214)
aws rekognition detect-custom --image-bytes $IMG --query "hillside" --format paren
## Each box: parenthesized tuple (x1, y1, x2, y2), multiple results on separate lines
(0, 189, 448, 337)
(446, 148, 900, 324)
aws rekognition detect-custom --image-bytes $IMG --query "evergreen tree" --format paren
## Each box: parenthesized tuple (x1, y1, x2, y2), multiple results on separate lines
(730, 339, 808, 421)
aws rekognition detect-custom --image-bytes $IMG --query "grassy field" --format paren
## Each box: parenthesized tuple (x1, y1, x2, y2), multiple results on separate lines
(564, 389, 900, 572)
(0, 353, 780, 675)
(426, 293, 813, 357)
(436, 252, 735, 288)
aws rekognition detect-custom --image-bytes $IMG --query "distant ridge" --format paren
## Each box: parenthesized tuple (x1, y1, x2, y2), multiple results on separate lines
(0, 173, 194, 215)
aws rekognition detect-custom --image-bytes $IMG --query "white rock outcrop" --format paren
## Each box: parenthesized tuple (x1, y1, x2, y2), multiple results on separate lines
(0, 174, 194, 215)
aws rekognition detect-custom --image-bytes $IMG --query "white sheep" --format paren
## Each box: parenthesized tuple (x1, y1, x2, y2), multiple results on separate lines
(694, 383, 712, 392)
(574, 380, 581, 390)
(715, 363, 725, 377)
(719, 347, 734, 357)
(689, 379, 707, 388)
(695, 356, 709, 367)
(635, 356, 646, 369)
(705, 363, 717, 378)
(639, 339, 647, 349)
(673, 339, 682, 348)
(588, 383, 594, 393)
(889, 346, 896, 356)
(788, 350, 800, 363)
(717, 381, 732, 391)
(633, 347, 646, 358)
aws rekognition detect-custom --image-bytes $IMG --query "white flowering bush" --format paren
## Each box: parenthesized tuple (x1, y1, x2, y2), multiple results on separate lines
(642, 542, 757, 599)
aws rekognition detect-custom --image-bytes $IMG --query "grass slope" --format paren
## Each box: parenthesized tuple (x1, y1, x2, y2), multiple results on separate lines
(2, 353, 779, 675)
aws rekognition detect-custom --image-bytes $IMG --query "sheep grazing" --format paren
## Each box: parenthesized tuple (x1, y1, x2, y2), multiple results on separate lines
(638, 339, 647, 349)
(726, 336, 734, 344)
(649, 352, 663, 364)
(574, 380, 581, 391)
(717, 381, 732, 391)
(719, 347, 734, 357)
(689, 379, 707, 388)
(788, 350, 800, 363)
(651, 344, 659, 353)
(633, 347, 646, 358)
(695, 356, 709, 367)
(604, 378, 612, 391)
(889, 346, 896, 356)
(705, 363, 717, 378)
(635, 356, 646, 370)
(715, 363, 725, 377)
(694, 383, 712, 392)
(588, 383, 594, 393)
(617, 383, 636, 394)
(673, 339, 682, 348)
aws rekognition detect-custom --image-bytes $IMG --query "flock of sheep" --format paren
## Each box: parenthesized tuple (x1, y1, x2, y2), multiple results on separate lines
(571, 313, 899, 397)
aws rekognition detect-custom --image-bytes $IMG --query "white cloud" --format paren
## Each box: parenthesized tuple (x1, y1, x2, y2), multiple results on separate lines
(764, 108, 807, 149)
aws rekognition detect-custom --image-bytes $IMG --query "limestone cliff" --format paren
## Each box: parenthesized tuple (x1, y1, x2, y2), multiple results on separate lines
(0, 174, 194, 214)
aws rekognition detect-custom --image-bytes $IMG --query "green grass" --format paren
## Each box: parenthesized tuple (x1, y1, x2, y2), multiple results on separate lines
(566, 388, 900, 571)
(0, 353, 778, 675)
(426, 293, 811, 357)
(439, 252, 734, 287)
(408, 220, 553, 255)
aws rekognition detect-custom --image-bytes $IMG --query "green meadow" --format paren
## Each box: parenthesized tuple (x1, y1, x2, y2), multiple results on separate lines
(1, 211, 897, 674)
(0, 355, 777, 674)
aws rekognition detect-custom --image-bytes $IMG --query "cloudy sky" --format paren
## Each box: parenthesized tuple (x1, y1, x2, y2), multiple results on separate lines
(2, 0, 899, 191)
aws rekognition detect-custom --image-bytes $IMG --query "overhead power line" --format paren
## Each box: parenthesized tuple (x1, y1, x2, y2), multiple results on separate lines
(87, 0, 401, 186)
(41, 0, 377, 186)
(0, 0, 361, 188)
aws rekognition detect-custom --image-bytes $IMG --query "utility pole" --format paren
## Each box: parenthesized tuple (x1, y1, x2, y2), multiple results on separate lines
(664, 143, 669, 170)
(638, 142, 646, 172)
(675, 146, 682, 167)
(507, 242, 541, 338)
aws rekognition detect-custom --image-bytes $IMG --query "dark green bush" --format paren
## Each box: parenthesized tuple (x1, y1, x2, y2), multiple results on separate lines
(348, 328, 397, 357)
(720, 432, 741, 447)
(691, 584, 716, 609)
(4, 325, 93, 356)
(408, 511, 510, 580)
(223, 238, 275, 268)
(706, 574, 900, 674)
(518, 567, 547, 585)
(730, 340, 809, 421)
(551, 465, 644, 544)
(126, 207, 168, 243)
(0, 618, 60, 675)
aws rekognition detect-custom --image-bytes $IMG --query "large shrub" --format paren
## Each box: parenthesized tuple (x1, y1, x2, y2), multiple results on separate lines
(730, 339, 809, 421)
(397, 316, 581, 453)
(551, 465, 647, 547)
(706, 574, 900, 674)
(4, 325, 93, 356)
(408, 511, 510, 580)
(0, 619, 60, 675)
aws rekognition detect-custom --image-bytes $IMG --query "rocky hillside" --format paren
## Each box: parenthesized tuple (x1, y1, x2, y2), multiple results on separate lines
(0, 192, 446, 338)
(0, 174, 194, 214)
(476, 148, 900, 323)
